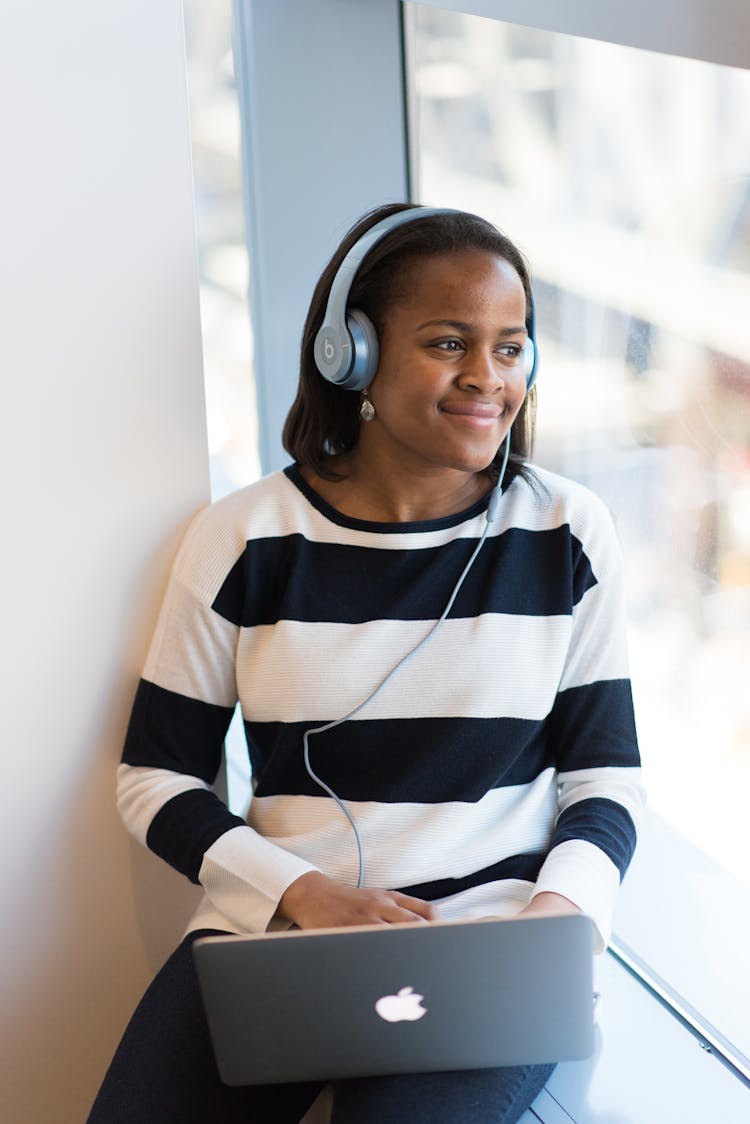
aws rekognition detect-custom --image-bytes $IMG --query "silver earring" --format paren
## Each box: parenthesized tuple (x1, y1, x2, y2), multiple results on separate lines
(359, 392, 375, 422)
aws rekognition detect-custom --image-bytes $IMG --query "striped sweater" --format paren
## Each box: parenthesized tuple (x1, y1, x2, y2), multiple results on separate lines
(118, 464, 644, 950)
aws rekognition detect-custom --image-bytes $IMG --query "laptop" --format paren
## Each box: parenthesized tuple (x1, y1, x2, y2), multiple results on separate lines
(193, 914, 595, 1086)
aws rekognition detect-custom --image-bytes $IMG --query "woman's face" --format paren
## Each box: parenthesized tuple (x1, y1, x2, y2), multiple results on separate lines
(363, 250, 529, 481)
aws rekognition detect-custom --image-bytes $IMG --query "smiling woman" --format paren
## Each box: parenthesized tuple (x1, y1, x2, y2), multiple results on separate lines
(301, 250, 528, 521)
(88, 204, 643, 1124)
(284, 205, 538, 522)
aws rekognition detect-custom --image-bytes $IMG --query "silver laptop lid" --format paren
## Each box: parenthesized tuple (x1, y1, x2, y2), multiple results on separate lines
(193, 914, 595, 1086)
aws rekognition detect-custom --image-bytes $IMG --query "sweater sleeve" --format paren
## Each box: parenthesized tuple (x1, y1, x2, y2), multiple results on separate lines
(116, 500, 318, 933)
(529, 493, 645, 951)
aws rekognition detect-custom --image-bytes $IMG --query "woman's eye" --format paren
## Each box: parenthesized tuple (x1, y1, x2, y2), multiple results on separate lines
(497, 344, 523, 361)
(433, 339, 464, 352)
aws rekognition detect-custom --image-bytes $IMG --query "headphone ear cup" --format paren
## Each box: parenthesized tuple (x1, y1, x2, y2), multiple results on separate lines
(523, 338, 537, 391)
(345, 309, 380, 391)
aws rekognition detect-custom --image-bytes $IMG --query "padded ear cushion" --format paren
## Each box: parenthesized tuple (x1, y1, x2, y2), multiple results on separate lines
(345, 308, 380, 391)
(523, 338, 537, 391)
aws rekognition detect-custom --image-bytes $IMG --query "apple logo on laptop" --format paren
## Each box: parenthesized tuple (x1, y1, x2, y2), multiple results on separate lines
(375, 987, 427, 1023)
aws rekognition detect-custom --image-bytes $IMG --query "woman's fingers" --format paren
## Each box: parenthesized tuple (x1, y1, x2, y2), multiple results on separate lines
(388, 891, 437, 922)
(278, 872, 437, 929)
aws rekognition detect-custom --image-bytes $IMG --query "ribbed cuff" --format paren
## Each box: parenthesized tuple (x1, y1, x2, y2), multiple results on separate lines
(530, 838, 620, 952)
(197, 825, 320, 933)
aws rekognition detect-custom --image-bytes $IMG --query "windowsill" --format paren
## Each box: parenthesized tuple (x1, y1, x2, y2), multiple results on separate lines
(611, 809, 750, 1074)
(523, 949, 750, 1122)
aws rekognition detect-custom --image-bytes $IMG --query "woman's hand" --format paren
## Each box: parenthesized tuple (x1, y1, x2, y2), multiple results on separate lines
(277, 871, 437, 930)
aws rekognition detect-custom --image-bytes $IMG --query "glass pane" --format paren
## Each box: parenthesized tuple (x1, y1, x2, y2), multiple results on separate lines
(184, 0, 260, 501)
(407, 2, 750, 1058)
(184, 0, 256, 816)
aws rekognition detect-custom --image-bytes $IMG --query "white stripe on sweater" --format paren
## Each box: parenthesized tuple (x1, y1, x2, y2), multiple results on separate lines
(117, 765, 211, 846)
(245, 770, 558, 888)
(233, 614, 625, 723)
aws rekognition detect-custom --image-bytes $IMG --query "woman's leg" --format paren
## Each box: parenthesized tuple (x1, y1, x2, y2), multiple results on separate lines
(86, 930, 324, 1124)
(330, 1063, 555, 1124)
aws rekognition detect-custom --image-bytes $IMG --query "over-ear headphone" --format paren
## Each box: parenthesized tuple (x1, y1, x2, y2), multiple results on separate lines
(313, 206, 538, 393)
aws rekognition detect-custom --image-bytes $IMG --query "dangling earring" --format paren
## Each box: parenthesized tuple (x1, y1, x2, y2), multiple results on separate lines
(359, 390, 375, 422)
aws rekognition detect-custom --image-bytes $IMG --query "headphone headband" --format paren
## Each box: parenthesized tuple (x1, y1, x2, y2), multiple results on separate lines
(313, 206, 538, 392)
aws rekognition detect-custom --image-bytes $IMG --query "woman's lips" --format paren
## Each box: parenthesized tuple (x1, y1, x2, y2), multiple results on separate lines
(440, 402, 503, 426)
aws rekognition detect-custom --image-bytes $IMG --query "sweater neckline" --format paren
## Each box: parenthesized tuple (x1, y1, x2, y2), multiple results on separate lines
(283, 464, 491, 534)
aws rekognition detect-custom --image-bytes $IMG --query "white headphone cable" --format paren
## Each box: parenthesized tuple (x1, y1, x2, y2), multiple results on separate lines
(303, 438, 511, 887)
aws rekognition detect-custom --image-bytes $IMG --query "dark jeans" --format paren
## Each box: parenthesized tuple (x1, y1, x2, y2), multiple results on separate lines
(87, 930, 554, 1124)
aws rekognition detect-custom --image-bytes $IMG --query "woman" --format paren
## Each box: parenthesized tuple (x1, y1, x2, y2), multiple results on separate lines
(88, 204, 644, 1122)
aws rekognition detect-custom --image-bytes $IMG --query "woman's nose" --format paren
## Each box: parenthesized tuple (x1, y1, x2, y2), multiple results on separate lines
(456, 348, 504, 391)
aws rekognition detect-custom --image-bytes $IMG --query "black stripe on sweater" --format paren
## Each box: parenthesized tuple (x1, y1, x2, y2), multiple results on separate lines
(122, 679, 235, 784)
(211, 526, 596, 627)
(552, 797, 637, 879)
(550, 679, 641, 772)
(245, 715, 552, 803)
(146, 789, 246, 883)
(396, 852, 547, 901)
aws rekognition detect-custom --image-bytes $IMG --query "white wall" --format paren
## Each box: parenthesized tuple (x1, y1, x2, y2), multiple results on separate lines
(0, 2, 210, 1120)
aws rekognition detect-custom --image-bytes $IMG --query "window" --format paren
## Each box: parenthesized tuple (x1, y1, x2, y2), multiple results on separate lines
(184, 0, 257, 814)
(183, 0, 259, 500)
(407, 2, 750, 1071)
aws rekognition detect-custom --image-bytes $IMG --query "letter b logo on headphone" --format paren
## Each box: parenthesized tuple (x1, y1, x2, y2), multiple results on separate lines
(313, 326, 349, 381)
(313, 207, 538, 394)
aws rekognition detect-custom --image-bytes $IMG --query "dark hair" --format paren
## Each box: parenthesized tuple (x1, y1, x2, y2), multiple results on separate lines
(282, 202, 537, 487)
